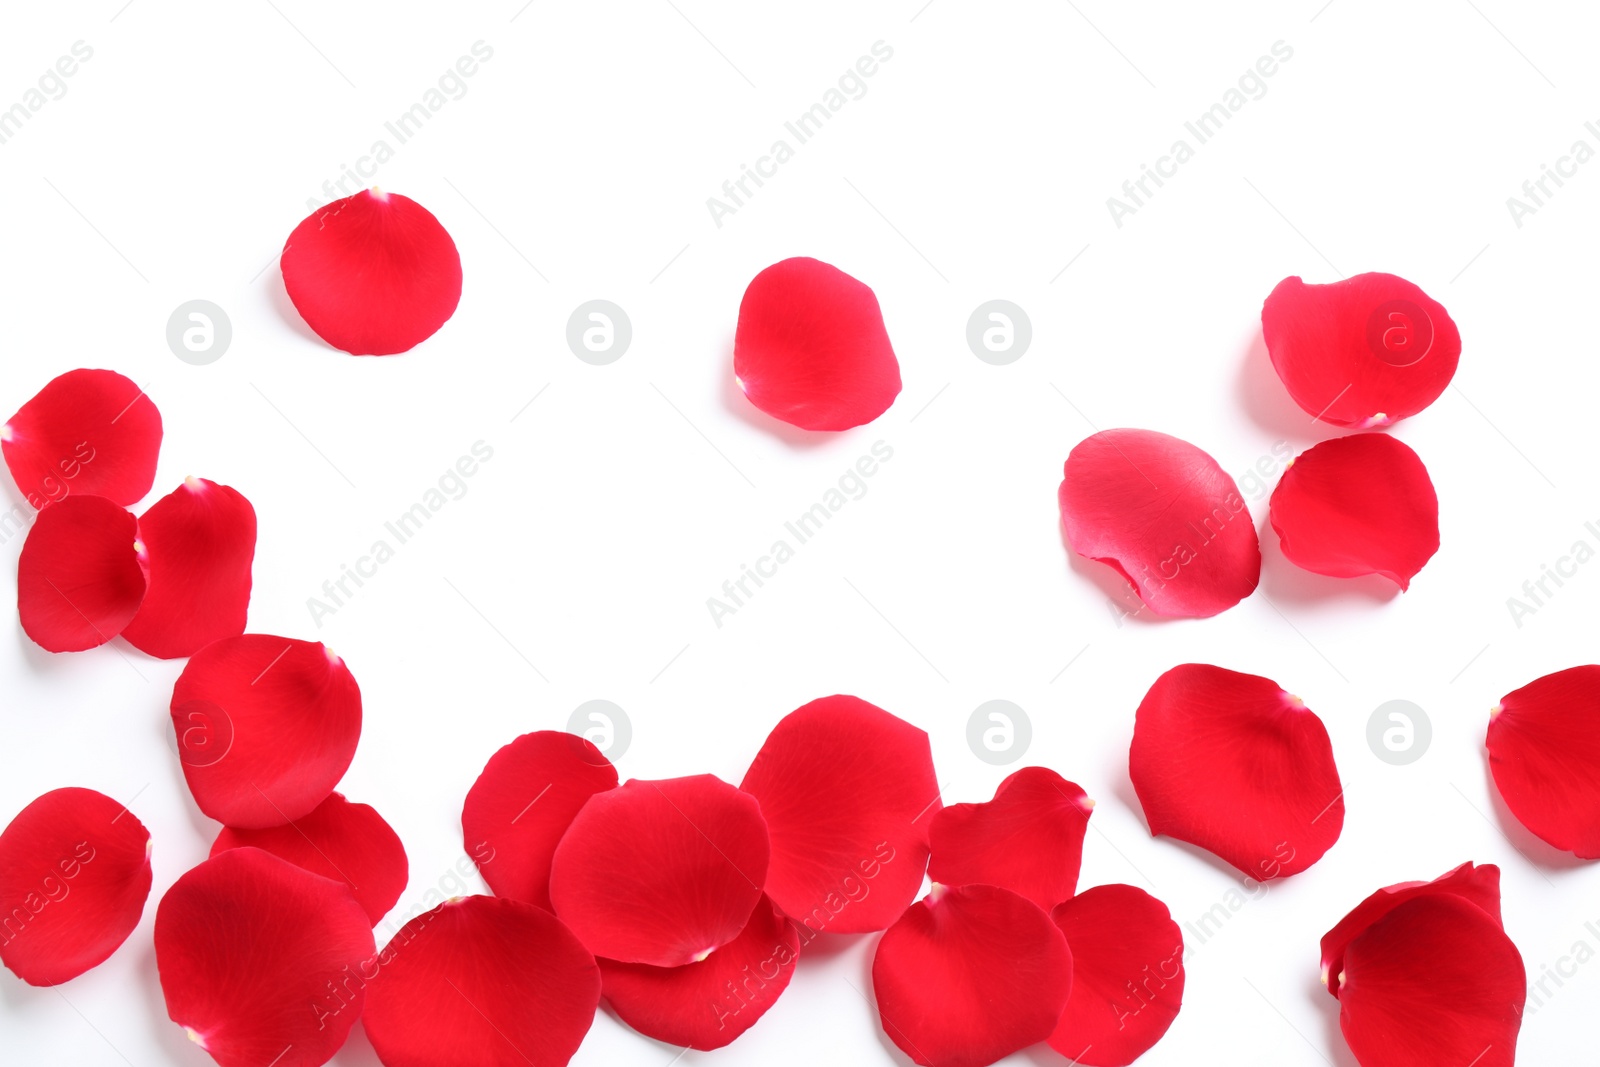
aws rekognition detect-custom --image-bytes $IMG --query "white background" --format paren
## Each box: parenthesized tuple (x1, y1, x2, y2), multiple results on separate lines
(2, 1, 1598, 1064)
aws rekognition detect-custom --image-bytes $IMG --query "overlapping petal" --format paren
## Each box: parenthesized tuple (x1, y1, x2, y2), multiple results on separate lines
(1487, 665, 1600, 858)
(2, 369, 161, 508)
(17, 494, 146, 652)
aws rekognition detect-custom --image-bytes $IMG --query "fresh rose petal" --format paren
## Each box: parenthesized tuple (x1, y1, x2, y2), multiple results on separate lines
(0, 787, 152, 986)
(281, 189, 462, 356)
(364, 895, 600, 1067)
(1129, 664, 1343, 879)
(1337, 895, 1524, 1067)
(1269, 433, 1439, 589)
(1059, 428, 1260, 618)
(17, 494, 146, 652)
(171, 635, 362, 828)
(740, 694, 938, 934)
(599, 894, 800, 1051)
(733, 257, 902, 431)
(211, 792, 406, 925)
(154, 847, 375, 1067)
(2, 369, 161, 508)
(1320, 862, 1501, 998)
(1487, 665, 1600, 858)
(1262, 273, 1461, 427)
(120, 478, 256, 659)
(549, 775, 768, 967)
(461, 731, 618, 910)
(873, 884, 1072, 1067)
(1048, 884, 1184, 1067)
(928, 766, 1092, 912)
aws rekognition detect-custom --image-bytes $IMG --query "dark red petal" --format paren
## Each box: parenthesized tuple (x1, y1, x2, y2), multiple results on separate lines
(549, 775, 768, 967)
(1269, 433, 1439, 589)
(0, 787, 151, 986)
(1059, 428, 1260, 618)
(154, 847, 375, 1067)
(364, 895, 599, 1067)
(1338, 895, 1524, 1067)
(599, 894, 800, 1050)
(1319, 862, 1501, 998)
(1129, 664, 1343, 879)
(1048, 885, 1184, 1067)
(2, 369, 161, 508)
(17, 494, 146, 652)
(120, 478, 256, 659)
(171, 635, 362, 828)
(928, 766, 1092, 911)
(210, 792, 406, 925)
(1487, 665, 1600, 858)
(280, 189, 462, 356)
(740, 694, 938, 934)
(461, 731, 618, 910)
(872, 884, 1072, 1067)
(733, 257, 902, 431)
(1262, 272, 1461, 427)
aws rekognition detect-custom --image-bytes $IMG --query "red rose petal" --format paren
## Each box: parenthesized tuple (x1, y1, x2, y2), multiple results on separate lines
(1269, 433, 1439, 589)
(364, 895, 599, 1067)
(461, 730, 618, 911)
(2, 368, 161, 508)
(1059, 428, 1260, 618)
(120, 478, 256, 659)
(928, 766, 1092, 911)
(171, 635, 362, 828)
(154, 847, 375, 1067)
(281, 189, 463, 356)
(733, 257, 902, 431)
(1337, 895, 1524, 1067)
(1048, 884, 1184, 1067)
(0, 787, 152, 986)
(210, 792, 407, 925)
(549, 775, 768, 967)
(740, 694, 938, 934)
(872, 884, 1073, 1067)
(1320, 862, 1501, 998)
(1487, 665, 1600, 858)
(17, 494, 146, 652)
(599, 894, 800, 1051)
(1262, 273, 1461, 427)
(1129, 664, 1343, 879)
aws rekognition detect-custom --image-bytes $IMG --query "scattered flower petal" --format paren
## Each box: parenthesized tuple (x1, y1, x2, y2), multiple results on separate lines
(1487, 666, 1600, 858)
(2, 368, 161, 508)
(17, 494, 146, 652)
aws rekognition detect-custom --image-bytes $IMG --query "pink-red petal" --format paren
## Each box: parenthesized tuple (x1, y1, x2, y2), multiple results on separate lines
(1487, 665, 1600, 858)
(740, 694, 939, 934)
(1059, 428, 1260, 618)
(928, 766, 1092, 912)
(281, 189, 463, 356)
(549, 775, 768, 967)
(1129, 664, 1343, 879)
(2, 369, 161, 508)
(17, 494, 146, 652)
(733, 257, 902, 431)
(171, 635, 362, 828)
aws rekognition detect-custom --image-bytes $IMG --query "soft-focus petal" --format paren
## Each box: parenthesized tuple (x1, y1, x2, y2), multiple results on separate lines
(17, 494, 145, 652)
(1487, 665, 1600, 858)
(2, 369, 161, 508)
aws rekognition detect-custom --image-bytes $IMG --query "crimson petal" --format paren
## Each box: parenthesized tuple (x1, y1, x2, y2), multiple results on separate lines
(120, 478, 256, 659)
(740, 694, 938, 934)
(928, 766, 1092, 911)
(733, 257, 902, 430)
(873, 884, 1072, 1067)
(281, 189, 462, 356)
(1129, 664, 1343, 879)
(461, 730, 618, 910)
(363, 895, 600, 1067)
(1487, 665, 1600, 858)
(0, 787, 152, 986)
(17, 494, 146, 652)
(599, 894, 800, 1050)
(2, 368, 161, 508)
(1059, 428, 1260, 618)
(171, 635, 362, 828)
(154, 848, 375, 1067)
(1262, 273, 1461, 427)
(550, 775, 768, 967)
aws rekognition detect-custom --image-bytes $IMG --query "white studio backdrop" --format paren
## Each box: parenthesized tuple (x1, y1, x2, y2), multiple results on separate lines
(2, 1, 1597, 1064)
